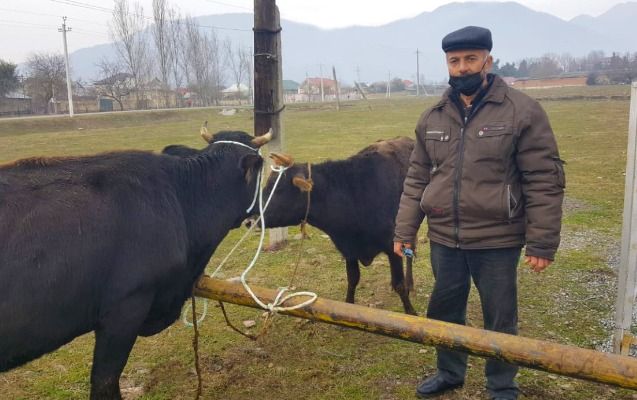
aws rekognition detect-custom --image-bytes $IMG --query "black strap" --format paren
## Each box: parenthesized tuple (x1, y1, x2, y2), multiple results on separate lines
(254, 104, 286, 115)
(253, 27, 282, 34)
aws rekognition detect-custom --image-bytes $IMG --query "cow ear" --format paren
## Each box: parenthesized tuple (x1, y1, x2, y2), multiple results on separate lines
(239, 154, 263, 182)
(292, 176, 313, 192)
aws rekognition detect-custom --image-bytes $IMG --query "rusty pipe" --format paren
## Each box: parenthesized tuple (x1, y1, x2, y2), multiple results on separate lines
(194, 277, 637, 390)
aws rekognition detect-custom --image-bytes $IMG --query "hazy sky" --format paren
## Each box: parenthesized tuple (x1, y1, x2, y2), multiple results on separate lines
(0, 0, 629, 64)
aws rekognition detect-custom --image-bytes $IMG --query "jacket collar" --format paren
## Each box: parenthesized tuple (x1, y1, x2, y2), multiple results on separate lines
(434, 74, 508, 111)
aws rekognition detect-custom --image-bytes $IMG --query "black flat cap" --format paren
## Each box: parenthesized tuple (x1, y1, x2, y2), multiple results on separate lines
(442, 26, 492, 52)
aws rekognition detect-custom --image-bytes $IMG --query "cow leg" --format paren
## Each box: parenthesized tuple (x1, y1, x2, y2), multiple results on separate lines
(345, 258, 360, 304)
(90, 294, 153, 400)
(387, 252, 417, 315)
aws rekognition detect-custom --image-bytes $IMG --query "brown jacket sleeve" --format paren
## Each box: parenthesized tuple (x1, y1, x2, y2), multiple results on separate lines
(394, 113, 431, 244)
(516, 100, 565, 260)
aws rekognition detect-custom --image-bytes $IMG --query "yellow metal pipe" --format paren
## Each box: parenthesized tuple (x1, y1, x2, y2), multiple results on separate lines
(194, 277, 637, 390)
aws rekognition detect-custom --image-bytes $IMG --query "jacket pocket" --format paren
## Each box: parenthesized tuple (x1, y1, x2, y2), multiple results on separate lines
(419, 182, 447, 218)
(507, 184, 519, 219)
(475, 123, 513, 162)
(553, 156, 566, 188)
(424, 126, 451, 166)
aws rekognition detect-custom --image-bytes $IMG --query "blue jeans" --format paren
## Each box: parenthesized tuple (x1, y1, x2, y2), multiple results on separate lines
(427, 241, 521, 399)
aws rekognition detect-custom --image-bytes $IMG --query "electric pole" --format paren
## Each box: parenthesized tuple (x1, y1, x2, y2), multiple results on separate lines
(386, 71, 391, 98)
(332, 66, 340, 111)
(416, 48, 421, 96)
(319, 64, 325, 102)
(254, 0, 286, 248)
(59, 16, 74, 117)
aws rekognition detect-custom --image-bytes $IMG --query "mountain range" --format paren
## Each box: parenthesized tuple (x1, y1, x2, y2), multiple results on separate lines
(67, 1, 637, 84)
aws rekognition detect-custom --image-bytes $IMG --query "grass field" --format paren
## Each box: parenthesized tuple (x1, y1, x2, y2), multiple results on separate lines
(1, 87, 636, 400)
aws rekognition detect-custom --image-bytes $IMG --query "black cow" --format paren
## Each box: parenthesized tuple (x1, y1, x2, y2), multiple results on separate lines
(260, 137, 417, 315)
(0, 130, 271, 399)
(161, 144, 200, 157)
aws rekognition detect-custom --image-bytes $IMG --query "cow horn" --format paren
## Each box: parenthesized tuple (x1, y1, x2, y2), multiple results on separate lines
(269, 152, 294, 168)
(200, 121, 213, 143)
(251, 129, 273, 147)
(292, 176, 314, 192)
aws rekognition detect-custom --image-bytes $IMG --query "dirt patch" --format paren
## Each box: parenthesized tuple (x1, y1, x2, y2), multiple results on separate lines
(562, 196, 597, 217)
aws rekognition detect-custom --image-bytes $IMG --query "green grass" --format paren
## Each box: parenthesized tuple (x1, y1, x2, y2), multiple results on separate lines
(1, 89, 635, 399)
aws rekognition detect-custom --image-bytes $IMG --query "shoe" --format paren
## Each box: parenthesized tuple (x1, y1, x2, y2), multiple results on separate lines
(415, 374, 463, 398)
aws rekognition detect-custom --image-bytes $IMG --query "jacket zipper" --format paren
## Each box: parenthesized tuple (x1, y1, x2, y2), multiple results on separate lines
(451, 97, 490, 248)
(453, 116, 468, 247)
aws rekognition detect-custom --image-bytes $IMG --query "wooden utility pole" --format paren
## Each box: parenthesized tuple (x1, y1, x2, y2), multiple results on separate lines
(254, 0, 287, 248)
(332, 66, 340, 111)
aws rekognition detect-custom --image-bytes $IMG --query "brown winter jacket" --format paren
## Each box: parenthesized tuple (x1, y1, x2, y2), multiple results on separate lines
(394, 75, 564, 260)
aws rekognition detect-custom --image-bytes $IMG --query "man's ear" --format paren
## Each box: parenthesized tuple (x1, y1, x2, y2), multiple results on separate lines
(485, 52, 494, 72)
(239, 154, 263, 182)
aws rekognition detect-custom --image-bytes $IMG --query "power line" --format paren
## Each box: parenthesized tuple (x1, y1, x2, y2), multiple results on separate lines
(0, 19, 57, 29)
(50, 0, 111, 13)
(0, 7, 109, 27)
(203, 0, 253, 11)
(49, 0, 252, 32)
(72, 28, 110, 37)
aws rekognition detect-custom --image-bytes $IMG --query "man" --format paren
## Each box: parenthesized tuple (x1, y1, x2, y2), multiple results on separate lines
(393, 26, 564, 400)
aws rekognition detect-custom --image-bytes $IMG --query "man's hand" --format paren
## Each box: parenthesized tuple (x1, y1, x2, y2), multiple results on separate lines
(524, 256, 552, 273)
(393, 241, 412, 258)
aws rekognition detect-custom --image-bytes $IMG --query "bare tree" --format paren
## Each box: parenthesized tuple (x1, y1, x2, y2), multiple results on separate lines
(110, 0, 151, 109)
(152, 0, 171, 108)
(94, 58, 133, 111)
(557, 53, 575, 73)
(224, 40, 250, 104)
(183, 16, 224, 106)
(206, 31, 225, 106)
(167, 6, 185, 107)
(24, 53, 66, 114)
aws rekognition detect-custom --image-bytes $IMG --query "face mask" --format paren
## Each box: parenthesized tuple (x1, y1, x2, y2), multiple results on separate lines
(448, 58, 488, 96)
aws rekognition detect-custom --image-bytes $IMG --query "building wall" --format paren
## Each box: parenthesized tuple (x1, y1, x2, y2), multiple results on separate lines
(0, 98, 32, 116)
(512, 76, 587, 89)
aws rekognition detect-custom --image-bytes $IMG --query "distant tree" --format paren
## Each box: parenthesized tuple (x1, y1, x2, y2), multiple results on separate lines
(497, 62, 518, 77)
(152, 0, 172, 108)
(224, 39, 250, 103)
(586, 71, 599, 85)
(490, 58, 501, 75)
(110, 0, 151, 109)
(183, 15, 224, 106)
(167, 6, 185, 106)
(518, 59, 529, 77)
(527, 54, 561, 78)
(558, 53, 575, 73)
(95, 58, 133, 111)
(368, 81, 387, 93)
(390, 77, 405, 92)
(586, 50, 606, 71)
(0, 59, 19, 97)
(24, 53, 66, 113)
